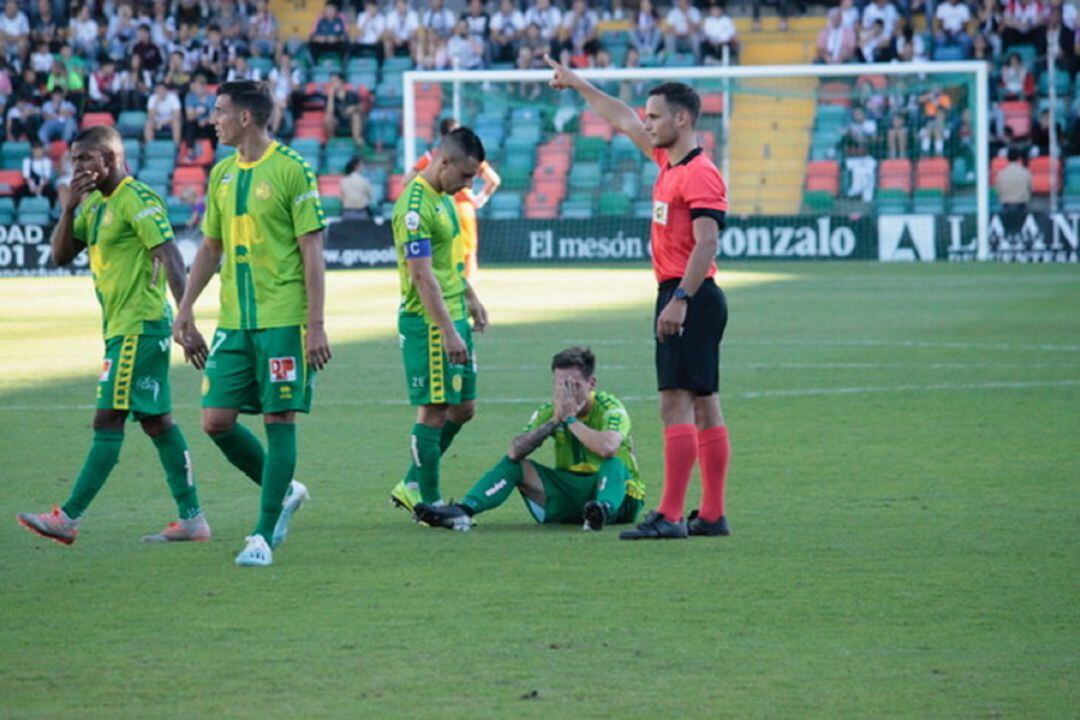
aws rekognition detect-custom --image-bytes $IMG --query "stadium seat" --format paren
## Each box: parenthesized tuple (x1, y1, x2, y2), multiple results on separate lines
(79, 112, 117, 131)
(597, 193, 631, 217)
(806, 160, 840, 196)
(499, 166, 531, 192)
(913, 188, 946, 213)
(580, 111, 614, 142)
(700, 93, 724, 115)
(1000, 101, 1032, 138)
(47, 140, 68, 162)
(321, 196, 342, 218)
(0, 170, 25, 196)
(561, 198, 593, 219)
(879, 159, 912, 193)
(171, 167, 207, 198)
(819, 82, 852, 107)
(916, 157, 950, 192)
(568, 162, 602, 191)
(318, 175, 343, 198)
(803, 190, 835, 212)
(0, 195, 15, 223)
(1, 141, 30, 170)
(573, 136, 607, 165)
(117, 111, 148, 139)
(178, 139, 214, 167)
(990, 156, 1009, 185)
(1030, 156, 1061, 194)
(144, 140, 176, 159)
(17, 211, 51, 226)
(387, 174, 406, 201)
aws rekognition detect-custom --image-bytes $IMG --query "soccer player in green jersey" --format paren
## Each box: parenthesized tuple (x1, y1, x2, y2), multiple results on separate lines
(389, 126, 489, 515)
(172, 80, 331, 567)
(414, 347, 646, 532)
(16, 126, 210, 546)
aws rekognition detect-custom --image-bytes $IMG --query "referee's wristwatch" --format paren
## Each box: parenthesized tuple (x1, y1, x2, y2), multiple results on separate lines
(673, 287, 692, 302)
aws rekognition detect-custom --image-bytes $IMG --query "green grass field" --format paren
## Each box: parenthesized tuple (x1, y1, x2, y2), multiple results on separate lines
(1, 263, 1077, 718)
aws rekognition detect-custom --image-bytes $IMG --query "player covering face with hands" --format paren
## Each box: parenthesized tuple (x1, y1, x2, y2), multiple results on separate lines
(545, 55, 733, 540)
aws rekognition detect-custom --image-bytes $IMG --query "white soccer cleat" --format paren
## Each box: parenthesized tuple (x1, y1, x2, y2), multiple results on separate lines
(235, 534, 273, 567)
(271, 480, 309, 549)
(141, 514, 212, 543)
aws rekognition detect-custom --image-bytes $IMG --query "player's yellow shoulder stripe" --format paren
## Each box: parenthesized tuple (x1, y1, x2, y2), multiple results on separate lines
(406, 181, 426, 211)
(128, 180, 174, 239)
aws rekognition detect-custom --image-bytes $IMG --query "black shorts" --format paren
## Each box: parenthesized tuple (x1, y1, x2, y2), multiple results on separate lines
(655, 277, 727, 395)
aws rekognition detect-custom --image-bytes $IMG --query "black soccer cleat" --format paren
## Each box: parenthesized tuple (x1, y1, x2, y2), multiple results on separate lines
(687, 510, 730, 537)
(413, 502, 474, 532)
(618, 510, 688, 540)
(582, 500, 608, 532)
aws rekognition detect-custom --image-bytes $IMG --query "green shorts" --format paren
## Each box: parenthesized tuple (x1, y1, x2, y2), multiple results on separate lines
(521, 459, 644, 525)
(398, 313, 477, 406)
(201, 326, 315, 414)
(96, 333, 173, 419)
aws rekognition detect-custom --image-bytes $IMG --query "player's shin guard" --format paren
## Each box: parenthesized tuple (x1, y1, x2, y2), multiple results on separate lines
(153, 425, 202, 520)
(697, 425, 729, 522)
(461, 456, 524, 514)
(411, 423, 443, 504)
(210, 423, 265, 486)
(657, 424, 698, 522)
(253, 424, 296, 544)
(594, 457, 629, 517)
(61, 429, 124, 519)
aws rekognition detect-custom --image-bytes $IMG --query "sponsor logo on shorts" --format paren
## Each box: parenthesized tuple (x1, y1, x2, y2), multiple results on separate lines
(653, 201, 669, 225)
(451, 374, 463, 392)
(136, 376, 161, 402)
(158, 337, 171, 352)
(270, 357, 297, 383)
(279, 385, 293, 400)
(100, 359, 112, 382)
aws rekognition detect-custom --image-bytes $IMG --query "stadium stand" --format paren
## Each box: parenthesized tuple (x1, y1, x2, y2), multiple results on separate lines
(0, 0, 1076, 224)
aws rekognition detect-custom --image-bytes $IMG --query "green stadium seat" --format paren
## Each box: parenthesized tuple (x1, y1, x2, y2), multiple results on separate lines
(17, 211, 51, 225)
(561, 199, 593, 219)
(632, 199, 653, 219)
(19, 196, 52, 214)
(1037, 71, 1071, 97)
(321, 196, 342, 217)
(568, 162, 602, 191)
(573, 136, 607, 165)
(597, 193, 631, 217)
(1, 140, 31, 170)
(498, 166, 530, 192)
(949, 194, 976, 214)
(144, 140, 175, 159)
(117, 111, 147, 139)
(913, 188, 946, 214)
(803, 190, 835, 212)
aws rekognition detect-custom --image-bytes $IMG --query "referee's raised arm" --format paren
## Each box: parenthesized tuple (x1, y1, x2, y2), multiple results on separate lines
(543, 54, 653, 159)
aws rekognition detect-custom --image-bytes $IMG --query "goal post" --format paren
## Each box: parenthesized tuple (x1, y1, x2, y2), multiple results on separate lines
(402, 61, 990, 262)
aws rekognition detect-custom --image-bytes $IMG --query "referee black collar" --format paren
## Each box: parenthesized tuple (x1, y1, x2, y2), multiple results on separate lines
(668, 146, 703, 168)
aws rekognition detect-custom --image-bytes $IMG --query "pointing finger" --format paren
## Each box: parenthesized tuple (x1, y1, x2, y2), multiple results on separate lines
(542, 53, 559, 69)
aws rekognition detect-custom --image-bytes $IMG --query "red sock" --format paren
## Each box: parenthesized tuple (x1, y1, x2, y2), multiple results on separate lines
(657, 424, 698, 521)
(698, 425, 730, 522)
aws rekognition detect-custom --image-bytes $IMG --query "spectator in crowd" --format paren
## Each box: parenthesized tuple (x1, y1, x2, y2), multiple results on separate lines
(560, 0, 600, 58)
(839, 0, 860, 30)
(920, 111, 949, 155)
(977, 0, 1005, 55)
(525, 0, 563, 49)
(463, 0, 492, 49)
(118, 56, 154, 113)
(341, 156, 375, 220)
(0, 56, 11, 108)
(816, 9, 857, 63)
(1002, 0, 1048, 51)
(248, 0, 279, 58)
(1040, 6, 1076, 73)
(133, 24, 165, 77)
(6, 95, 40, 142)
(521, 21, 550, 59)
(860, 18, 894, 61)
(752, 0, 794, 33)
(448, 18, 485, 69)
(215, 0, 249, 53)
(1030, 108, 1063, 155)
(887, 113, 909, 158)
(630, 0, 664, 58)
(665, 0, 703, 61)
(845, 140, 877, 202)
(69, 5, 100, 59)
(920, 84, 953, 119)
(173, 0, 208, 29)
(22, 141, 54, 203)
(353, 0, 386, 60)
(38, 89, 76, 144)
(702, 3, 738, 63)
(225, 52, 261, 83)
(29, 41, 53, 81)
(323, 73, 365, 149)
(163, 50, 193, 91)
(420, 0, 456, 43)
(863, 0, 901, 40)
(268, 52, 302, 135)
(972, 30, 993, 59)
(310, 2, 348, 63)
(171, 22, 202, 74)
(107, 3, 139, 62)
(490, 0, 526, 63)
(895, 19, 930, 61)
(935, 0, 975, 56)
(146, 0, 177, 48)
(183, 73, 215, 157)
(45, 58, 85, 107)
(383, 0, 420, 59)
(144, 82, 182, 145)
(0, 0, 30, 61)
(846, 105, 878, 149)
(180, 184, 205, 230)
(996, 146, 1032, 212)
(414, 24, 449, 69)
(31, 0, 61, 52)
(1000, 51, 1033, 97)
(198, 24, 230, 83)
(88, 59, 122, 116)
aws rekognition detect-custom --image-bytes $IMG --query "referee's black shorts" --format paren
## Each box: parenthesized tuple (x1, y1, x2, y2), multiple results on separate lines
(654, 277, 728, 395)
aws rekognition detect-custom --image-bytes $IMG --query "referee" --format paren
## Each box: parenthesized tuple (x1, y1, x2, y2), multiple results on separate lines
(546, 56, 731, 540)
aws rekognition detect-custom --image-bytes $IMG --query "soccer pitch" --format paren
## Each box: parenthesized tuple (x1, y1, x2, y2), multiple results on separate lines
(1, 263, 1077, 717)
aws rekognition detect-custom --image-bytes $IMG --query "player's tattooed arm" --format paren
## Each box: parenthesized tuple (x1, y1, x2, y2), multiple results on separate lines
(508, 421, 559, 462)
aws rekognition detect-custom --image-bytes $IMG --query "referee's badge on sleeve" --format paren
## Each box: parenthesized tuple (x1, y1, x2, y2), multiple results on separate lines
(653, 200, 669, 225)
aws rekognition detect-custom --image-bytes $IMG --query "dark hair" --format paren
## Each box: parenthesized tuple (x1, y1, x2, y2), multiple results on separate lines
(72, 125, 124, 156)
(1007, 146, 1023, 162)
(218, 80, 274, 127)
(442, 126, 486, 163)
(551, 347, 596, 378)
(345, 156, 362, 174)
(438, 117, 461, 136)
(648, 81, 701, 124)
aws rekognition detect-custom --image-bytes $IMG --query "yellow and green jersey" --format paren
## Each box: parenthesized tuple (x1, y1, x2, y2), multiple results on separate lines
(391, 176, 467, 322)
(73, 176, 173, 339)
(524, 391, 646, 500)
(202, 140, 326, 330)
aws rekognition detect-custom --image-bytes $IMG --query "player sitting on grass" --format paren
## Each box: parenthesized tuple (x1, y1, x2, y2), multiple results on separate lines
(17, 126, 209, 545)
(414, 347, 645, 532)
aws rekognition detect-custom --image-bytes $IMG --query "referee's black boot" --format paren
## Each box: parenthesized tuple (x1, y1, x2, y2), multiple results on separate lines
(687, 510, 730, 537)
(618, 510, 688, 540)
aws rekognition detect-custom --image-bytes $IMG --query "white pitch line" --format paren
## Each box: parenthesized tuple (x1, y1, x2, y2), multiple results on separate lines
(2, 379, 1077, 412)
(563, 338, 1080, 352)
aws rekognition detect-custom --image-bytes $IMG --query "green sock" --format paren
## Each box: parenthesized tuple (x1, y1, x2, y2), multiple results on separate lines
(461, 456, 525, 515)
(411, 423, 444, 504)
(594, 457, 630, 517)
(253, 423, 297, 543)
(210, 423, 265, 486)
(401, 419, 465, 487)
(152, 425, 201, 520)
(61, 429, 124, 519)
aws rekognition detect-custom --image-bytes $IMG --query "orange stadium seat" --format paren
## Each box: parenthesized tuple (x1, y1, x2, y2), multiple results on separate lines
(1030, 156, 1061, 194)
(820, 82, 852, 107)
(806, 160, 840, 195)
(990, 156, 1009, 185)
(580, 111, 614, 141)
(178, 139, 214, 167)
(879, 159, 912, 193)
(47, 140, 68, 162)
(916, 157, 950, 191)
(1000, 101, 1032, 138)
(700, 93, 724, 115)
(387, 174, 406, 201)
(0, 170, 25, 196)
(80, 112, 115, 130)
(318, 175, 343, 197)
(171, 166, 207, 198)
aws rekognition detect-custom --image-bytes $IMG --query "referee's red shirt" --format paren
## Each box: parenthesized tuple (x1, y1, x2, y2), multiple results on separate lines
(650, 147, 728, 283)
